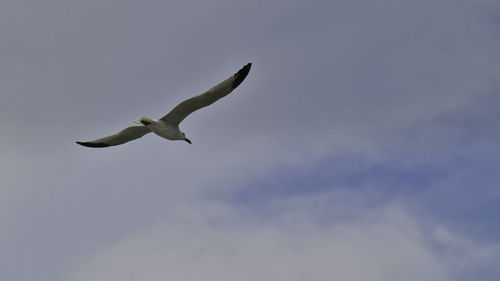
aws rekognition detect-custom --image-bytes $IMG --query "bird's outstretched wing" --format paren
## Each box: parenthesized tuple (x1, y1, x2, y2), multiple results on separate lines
(160, 63, 251, 126)
(76, 126, 152, 148)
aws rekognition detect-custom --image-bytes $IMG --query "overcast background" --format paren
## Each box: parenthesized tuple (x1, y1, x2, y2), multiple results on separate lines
(1, 0, 500, 280)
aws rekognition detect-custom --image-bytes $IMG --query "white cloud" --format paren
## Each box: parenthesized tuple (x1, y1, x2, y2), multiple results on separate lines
(431, 226, 500, 280)
(66, 201, 450, 281)
(2, 0, 500, 280)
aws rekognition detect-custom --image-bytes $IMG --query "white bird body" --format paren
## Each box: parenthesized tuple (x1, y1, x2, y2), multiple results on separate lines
(76, 63, 251, 148)
(132, 117, 186, 142)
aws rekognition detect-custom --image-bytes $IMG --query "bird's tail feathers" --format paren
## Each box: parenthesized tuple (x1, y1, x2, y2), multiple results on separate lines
(132, 116, 155, 126)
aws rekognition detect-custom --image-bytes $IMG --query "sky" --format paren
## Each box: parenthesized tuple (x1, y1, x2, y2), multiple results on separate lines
(1, 0, 500, 280)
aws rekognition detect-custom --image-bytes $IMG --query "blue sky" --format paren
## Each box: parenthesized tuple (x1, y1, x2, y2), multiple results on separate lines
(1, 0, 500, 280)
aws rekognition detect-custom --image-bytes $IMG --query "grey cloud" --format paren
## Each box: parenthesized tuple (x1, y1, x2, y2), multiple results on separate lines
(66, 202, 450, 281)
(2, 0, 500, 280)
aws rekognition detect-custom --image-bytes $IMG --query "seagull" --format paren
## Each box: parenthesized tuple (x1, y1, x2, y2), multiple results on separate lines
(76, 63, 251, 148)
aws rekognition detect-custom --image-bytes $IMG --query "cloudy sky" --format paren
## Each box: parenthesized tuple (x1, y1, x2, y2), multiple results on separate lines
(1, 0, 500, 280)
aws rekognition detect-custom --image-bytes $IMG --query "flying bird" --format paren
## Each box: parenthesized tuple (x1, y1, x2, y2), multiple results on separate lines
(76, 63, 251, 147)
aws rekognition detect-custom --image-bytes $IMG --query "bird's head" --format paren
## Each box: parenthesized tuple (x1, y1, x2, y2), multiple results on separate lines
(181, 132, 192, 144)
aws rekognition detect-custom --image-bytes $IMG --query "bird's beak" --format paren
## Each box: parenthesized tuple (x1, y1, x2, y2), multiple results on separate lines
(184, 138, 192, 144)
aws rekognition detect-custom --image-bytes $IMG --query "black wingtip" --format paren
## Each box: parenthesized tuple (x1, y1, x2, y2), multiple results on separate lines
(76, 141, 110, 148)
(232, 63, 252, 89)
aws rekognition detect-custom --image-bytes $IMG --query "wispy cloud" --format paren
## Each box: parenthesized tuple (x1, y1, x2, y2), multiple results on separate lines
(1, 0, 500, 280)
(66, 201, 452, 281)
